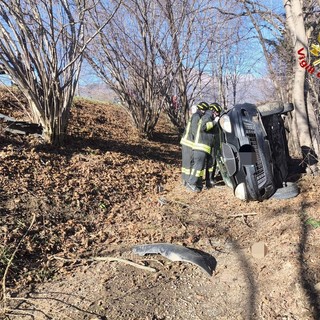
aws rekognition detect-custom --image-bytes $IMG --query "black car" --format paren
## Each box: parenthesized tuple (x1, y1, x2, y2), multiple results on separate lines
(216, 102, 298, 201)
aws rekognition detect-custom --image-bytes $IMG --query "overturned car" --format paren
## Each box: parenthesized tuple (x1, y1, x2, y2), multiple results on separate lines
(216, 102, 299, 201)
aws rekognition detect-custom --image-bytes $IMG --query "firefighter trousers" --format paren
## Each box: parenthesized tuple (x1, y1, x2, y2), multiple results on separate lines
(188, 150, 207, 187)
(181, 144, 193, 183)
(189, 150, 217, 187)
(205, 151, 217, 183)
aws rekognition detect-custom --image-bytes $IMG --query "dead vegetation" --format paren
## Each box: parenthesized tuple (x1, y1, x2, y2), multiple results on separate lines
(0, 92, 178, 291)
(0, 91, 320, 319)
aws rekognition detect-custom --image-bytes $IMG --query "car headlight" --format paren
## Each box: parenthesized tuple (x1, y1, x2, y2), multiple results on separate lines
(219, 114, 232, 133)
(234, 183, 247, 201)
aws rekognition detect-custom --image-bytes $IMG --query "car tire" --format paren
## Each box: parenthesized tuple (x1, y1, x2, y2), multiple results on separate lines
(282, 103, 294, 113)
(271, 182, 299, 200)
(258, 102, 284, 116)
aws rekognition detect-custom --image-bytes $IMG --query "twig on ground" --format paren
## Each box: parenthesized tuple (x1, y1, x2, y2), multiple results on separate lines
(158, 197, 190, 208)
(228, 212, 257, 218)
(169, 199, 191, 207)
(159, 196, 217, 217)
(52, 255, 156, 272)
(228, 212, 257, 228)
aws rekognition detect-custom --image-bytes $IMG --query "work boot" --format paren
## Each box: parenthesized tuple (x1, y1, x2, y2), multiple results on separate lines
(186, 182, 201, 193)
(205, 179, 216, 189)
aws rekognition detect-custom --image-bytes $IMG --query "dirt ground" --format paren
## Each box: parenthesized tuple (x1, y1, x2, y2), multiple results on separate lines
(0, 91, 320, 320)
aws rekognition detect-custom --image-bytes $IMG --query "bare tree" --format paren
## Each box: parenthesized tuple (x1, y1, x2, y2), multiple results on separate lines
(224, 0, 320, 172)
(209, 8, 262, 108)
(86, 0, 169, 138)
(205, 1, 288, 109)
(302, 1, 320, 170)
(158, 0, 244, 127)
(237, 0, 285, 101)
(86, 0, 221, 135)
(0, 0, 120, 145)
(158, 0, 216, 129)
(284, 0, 320, 173)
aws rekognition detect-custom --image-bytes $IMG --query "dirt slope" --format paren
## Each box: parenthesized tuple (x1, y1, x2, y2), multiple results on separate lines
(0, 92, 320, 320)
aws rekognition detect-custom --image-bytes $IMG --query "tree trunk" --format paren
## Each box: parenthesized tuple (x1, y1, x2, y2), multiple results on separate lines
(0, 0, 118, 146)
(283, 0, 319, 173)
(307, 90, 320, 164)
(27, 91, 71, 145)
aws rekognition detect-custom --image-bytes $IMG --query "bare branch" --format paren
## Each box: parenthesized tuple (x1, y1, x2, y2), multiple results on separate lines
(0, 0, 119, 144)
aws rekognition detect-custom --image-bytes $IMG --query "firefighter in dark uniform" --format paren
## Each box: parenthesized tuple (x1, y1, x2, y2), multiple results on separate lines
(205, 102, 223, 188)
(180, 102, 209, 186)
(187, 102, 221, 192)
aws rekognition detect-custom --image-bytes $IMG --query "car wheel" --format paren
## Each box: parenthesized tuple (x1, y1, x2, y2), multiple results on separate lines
(271, 182, 299, 200)
(282, 103, 294, 113)
(258, 102, 284, 116)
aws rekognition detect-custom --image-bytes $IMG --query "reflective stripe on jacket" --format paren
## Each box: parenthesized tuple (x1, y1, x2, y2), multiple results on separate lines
(193, 111, 217, 154)
(180, 111, 201, 148)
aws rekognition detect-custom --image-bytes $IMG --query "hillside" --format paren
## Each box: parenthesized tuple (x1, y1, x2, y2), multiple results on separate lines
(0, 91, 320, 320)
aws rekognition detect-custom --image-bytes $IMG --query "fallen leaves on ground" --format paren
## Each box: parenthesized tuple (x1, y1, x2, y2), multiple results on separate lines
(0, 92, 179, 289)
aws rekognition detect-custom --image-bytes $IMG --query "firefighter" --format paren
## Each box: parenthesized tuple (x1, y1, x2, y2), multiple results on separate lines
(187, 102, 221, 192)
(180, 102, 209, 186)
(205, 102, 223, 188)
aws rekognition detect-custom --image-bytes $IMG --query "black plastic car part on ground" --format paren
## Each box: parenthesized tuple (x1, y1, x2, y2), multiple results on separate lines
(217, 102, 294, 201)
(0, 112, 43, 135)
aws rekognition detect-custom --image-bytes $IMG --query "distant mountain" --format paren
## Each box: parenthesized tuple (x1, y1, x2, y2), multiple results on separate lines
(77, 82, 116, 102)
(77, 76, 277, 106)
(236, 77, 276, 105)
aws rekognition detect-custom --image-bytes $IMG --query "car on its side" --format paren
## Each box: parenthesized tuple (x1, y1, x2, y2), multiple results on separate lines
(216, 102, 298, 201)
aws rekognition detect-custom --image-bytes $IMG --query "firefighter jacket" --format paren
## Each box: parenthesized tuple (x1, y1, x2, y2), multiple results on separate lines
(180, 110, 202, 148)
(193, 110, 218, 154)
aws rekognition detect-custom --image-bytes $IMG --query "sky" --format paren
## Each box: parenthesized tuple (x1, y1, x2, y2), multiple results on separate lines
(0, 0, 287, 106)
